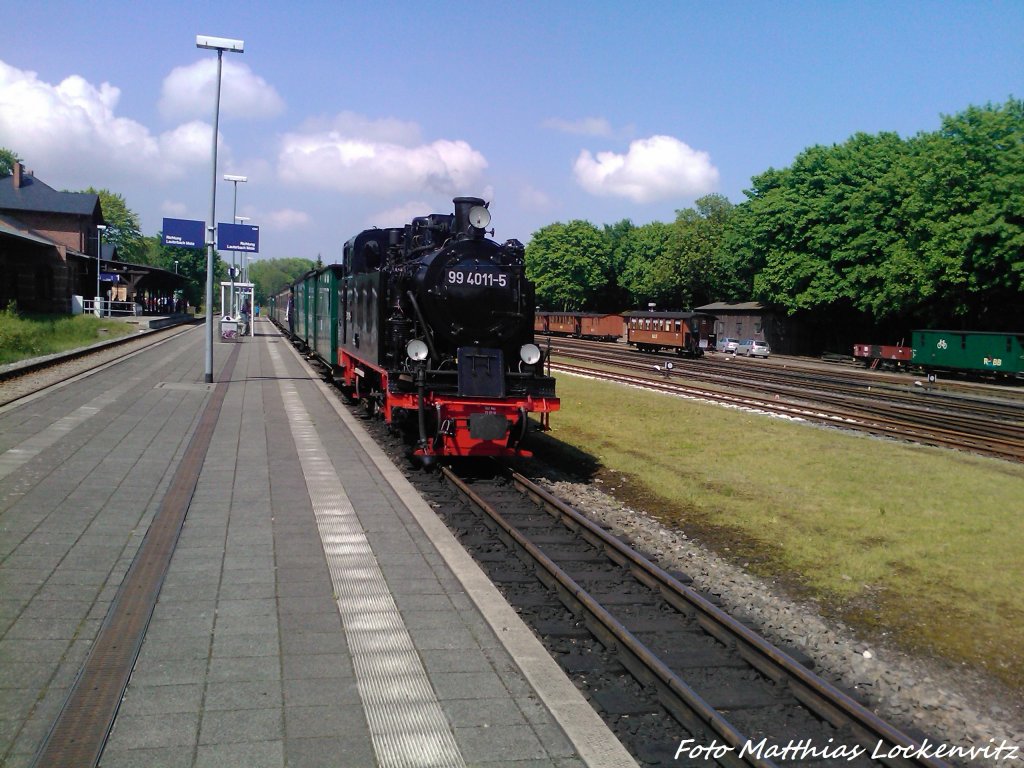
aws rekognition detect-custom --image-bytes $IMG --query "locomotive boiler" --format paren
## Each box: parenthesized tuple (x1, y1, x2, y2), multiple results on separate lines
(336, 197, 559, 463)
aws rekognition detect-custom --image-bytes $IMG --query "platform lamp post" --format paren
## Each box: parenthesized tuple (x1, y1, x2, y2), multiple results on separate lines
(224, 174, 246, 316)
(196, 34, 244, 384)
(234, 215, 251, 284)
(95, 224, 107, 317)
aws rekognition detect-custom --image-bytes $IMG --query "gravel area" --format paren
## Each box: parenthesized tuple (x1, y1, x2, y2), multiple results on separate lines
(540, 473, 1024, 766)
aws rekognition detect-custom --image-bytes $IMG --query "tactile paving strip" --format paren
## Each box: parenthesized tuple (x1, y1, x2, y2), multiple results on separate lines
(269, 345, 465, 768)
(31, 344, 241, 768)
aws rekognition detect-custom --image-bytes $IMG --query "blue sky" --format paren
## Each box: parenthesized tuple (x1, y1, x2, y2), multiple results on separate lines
(1, 1, 1020, 266)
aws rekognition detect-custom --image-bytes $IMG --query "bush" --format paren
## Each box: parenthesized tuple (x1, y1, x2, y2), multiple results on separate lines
(0, 309, 133, 365)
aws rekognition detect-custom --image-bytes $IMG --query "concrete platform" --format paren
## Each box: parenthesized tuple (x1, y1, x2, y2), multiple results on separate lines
(0, 318, 635, 767)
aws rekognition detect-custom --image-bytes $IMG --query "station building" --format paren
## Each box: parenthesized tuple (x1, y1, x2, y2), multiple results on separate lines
(0, 162, 184, 314)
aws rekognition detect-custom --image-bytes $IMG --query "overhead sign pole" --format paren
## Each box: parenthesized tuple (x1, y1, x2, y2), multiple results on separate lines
(196, 34, 244, 384)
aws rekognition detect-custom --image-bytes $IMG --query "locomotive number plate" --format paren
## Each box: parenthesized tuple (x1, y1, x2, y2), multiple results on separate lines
(447, 269, 507, 288)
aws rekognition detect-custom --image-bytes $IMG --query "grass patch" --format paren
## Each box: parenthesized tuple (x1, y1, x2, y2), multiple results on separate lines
(537, 372, 1024, 689)
(0, 306, 135, 365)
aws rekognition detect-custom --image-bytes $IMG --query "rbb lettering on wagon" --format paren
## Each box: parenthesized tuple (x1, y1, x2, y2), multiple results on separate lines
(447, 270, 507, 288)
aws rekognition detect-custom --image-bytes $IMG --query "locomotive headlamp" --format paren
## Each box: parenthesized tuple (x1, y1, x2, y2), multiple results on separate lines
(519, 343, 542, 365)
(407, 339, 429, 362)
(468, 205, 491, 229)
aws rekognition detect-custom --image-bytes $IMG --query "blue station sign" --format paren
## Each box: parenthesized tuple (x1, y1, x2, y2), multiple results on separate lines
(161, 218, 205, 250)
(217, 223, 260, 253)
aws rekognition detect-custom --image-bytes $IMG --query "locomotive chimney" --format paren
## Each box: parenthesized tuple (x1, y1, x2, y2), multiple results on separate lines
(453, 196, 485, 236)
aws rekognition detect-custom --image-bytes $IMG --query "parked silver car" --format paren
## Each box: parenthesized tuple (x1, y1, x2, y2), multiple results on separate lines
(736, 339, 770, 358)
(716, 337, 740, 354)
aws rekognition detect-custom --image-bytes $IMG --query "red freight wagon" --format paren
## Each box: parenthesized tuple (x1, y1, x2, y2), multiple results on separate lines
(852, 343, 912, 369)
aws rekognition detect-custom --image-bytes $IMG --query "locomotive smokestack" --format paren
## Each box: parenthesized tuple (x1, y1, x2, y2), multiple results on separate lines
(453, 196, 486, 236)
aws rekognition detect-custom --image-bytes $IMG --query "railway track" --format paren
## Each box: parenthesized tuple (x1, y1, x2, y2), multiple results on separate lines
(546, 346, 1024, 463)
(421, 464, 951, 767)
(549, 337, 1024, 412)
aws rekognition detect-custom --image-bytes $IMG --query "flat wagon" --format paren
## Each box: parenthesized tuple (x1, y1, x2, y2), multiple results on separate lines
(852, 343, 913, 369)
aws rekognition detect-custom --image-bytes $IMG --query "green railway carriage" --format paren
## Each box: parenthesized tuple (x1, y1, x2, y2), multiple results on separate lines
(912, 330, 1024, 376)
(294, 271, 316, 348)
(313, 265, 344, 368)
(269, 285, 293, 332)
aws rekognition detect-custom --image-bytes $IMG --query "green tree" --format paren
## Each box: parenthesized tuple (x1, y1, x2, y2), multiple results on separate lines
(727, 99, 1024, 344)
(0, 147, 21, 176)
(598, 219, 635, 311)
(249, 258, 316, 305)
(730, 132, 918, 344)
(83, 188, 146, 263)
(902, 99, 1024, 329)
(617, 221, 674, 308)
(669, 194, 736, 308)
(525, 220, 609, 310)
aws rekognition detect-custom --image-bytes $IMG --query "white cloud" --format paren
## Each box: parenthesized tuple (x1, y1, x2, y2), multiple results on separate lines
(543, 116, 613, 137)
(573, 135, 719, 203)
(297, 111, 422, 145)
(0, 60, 216, 183)
(263, 208, 311, 230)
(278, 113, 488, 196)
(364, 201, 433, 229)
(159, 59, 284, 121)
(517, 184, 552, 210)
(161, 200, 189, 217)
(158, 121, 215, 166)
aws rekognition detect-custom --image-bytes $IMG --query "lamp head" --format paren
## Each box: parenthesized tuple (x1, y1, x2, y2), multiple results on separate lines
(196, 35, 244, 52)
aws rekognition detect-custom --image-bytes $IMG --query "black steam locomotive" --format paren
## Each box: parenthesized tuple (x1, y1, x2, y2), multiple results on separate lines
(272, 197, 559, 463)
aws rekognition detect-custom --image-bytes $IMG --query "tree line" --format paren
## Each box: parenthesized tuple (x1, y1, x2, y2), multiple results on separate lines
(6, 98, 1020, 341)
(525, 99, 1024, 346)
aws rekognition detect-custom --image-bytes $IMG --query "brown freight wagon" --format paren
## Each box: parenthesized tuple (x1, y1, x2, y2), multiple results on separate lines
(579, 313, 624, 341)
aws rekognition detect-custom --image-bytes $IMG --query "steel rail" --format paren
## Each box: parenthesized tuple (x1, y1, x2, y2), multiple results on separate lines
(550, 362, 1024, 463)
(549, 338, 1024, 415)
(439, 466, 779, 768)
(506, 469, 950, 768)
